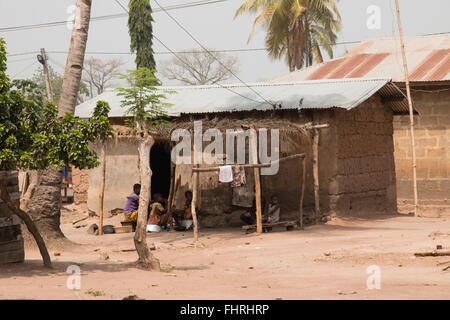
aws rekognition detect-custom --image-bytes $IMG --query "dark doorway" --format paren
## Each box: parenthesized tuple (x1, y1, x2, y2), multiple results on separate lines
(150, 141, 171, 199)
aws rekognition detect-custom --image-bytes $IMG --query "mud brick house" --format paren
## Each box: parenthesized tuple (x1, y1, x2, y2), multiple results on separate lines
(268, 34, 450, 216)
(73, 78, 408, 226)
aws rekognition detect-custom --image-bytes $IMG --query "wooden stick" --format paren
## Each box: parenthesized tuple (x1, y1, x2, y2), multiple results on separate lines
(394, 0, 419, 217)
(171, 174, 181, 210)
(299, 156, 306, 229)
(414, 251, 450, 257)
(250, 127, 263, 234)
(191, 144, 200, 242)
(192, 153, 306, 172)
(312, 128, 320, 223)
(167, 160, 176, 213)
(98, 142, 106, 236)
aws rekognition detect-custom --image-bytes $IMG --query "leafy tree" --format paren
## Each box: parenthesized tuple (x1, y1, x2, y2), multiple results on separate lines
(235, 0, 341, 71)
(117, 68, 172, 270)
(0, 38, 113, 267)
(31, 66, 90, 104)
(128, 0, 156, 70)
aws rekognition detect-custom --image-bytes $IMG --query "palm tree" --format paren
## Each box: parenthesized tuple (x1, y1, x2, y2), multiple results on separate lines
(25, 0, 92, 243)
(235, 0, 341, 71)
(59, 0, 92, 115)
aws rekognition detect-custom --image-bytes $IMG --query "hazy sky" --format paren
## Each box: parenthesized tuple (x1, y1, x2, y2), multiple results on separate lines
(1, 0, 449, 85)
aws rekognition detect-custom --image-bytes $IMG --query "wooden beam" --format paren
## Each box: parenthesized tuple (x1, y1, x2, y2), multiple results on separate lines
(192, 153, 306, 172)
(299, 156, 306, 229)
(250, 127, 263, 234)
(191, 143, 200, 242)
(312, 128, 320, 223)
(98, 142, 106, 236)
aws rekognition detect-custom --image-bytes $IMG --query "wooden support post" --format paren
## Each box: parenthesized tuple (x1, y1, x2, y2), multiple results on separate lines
(191, 143, 200, 242)
(167, 161, 176, 213)
(312, 128, 320, 223)
(250, 127, 262, 234)
(395, 0, 419, 217)
(299, 156, 306, 229)
(98, 142, 106, 235)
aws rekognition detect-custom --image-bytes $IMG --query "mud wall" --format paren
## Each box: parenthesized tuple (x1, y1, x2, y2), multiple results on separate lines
(87, 139, 140, 214)
(328, 96, 397, 216)
(393, 90, 450, 216)
(72, 167, 89, 205)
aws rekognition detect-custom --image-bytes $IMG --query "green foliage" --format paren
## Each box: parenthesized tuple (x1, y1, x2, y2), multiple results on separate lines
(116, 68, 172, 132)
(235, 0, 341, 70)
(0, 38, 113, 172)
(128, 0, 156, 70)
(30, 65, 90, 104)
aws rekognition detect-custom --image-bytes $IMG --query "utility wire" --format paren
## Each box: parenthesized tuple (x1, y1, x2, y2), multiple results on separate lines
(152, 0, 274, 106)
(114, 0, 269, 106)
(0, 0, 231, 33)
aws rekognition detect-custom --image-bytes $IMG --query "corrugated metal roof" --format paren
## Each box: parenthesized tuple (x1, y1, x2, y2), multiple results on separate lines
(268, 34, 450, 83)
(74, 78, 407, 119)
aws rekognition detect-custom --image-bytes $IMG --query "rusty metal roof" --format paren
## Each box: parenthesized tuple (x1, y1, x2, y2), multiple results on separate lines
(268, 34, 450, 83)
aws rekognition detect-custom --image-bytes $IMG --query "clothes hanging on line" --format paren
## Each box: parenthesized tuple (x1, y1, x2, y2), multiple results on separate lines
(231, 165, 246, 188)
(218, 165, 233, 183)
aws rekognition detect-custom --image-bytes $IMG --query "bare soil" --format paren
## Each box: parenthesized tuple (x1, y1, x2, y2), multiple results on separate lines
(1, 206, 449, 300)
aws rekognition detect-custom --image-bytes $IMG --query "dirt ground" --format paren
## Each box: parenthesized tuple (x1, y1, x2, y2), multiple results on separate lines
(1, 206, 450, 300)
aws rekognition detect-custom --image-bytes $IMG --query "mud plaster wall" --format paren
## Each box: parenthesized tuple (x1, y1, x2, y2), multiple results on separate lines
(72, 167, 89, 205)
(328, 95, 397, 216)
(87, 139, 140, 214)
(393, 90, 450, 216)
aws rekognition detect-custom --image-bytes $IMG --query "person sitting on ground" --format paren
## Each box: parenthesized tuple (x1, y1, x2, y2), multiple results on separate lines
(147, 193, 172, 229)
(240, 196, 266, 225)
(123, 183, 141, 222)
(173, 190, 194, 229)
(262, 195, 281, 224)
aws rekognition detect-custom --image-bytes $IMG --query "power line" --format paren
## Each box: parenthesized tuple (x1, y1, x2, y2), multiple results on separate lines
(0, 0, 231, 33)
(153, 0, 274, 106)
(114, 0, 268, 106)
(10, 60, 37, 79)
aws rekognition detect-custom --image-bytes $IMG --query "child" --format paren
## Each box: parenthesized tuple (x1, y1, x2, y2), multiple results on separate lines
(123, 183, 141, 222)
(263, 195, 280, 224)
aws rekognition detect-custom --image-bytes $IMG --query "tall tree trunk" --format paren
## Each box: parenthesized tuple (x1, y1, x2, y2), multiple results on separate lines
(134, 133, 160, 271)
(25, 168, 65, 242)
(59, 0, 92, 116)
(26, 0, 92, 243)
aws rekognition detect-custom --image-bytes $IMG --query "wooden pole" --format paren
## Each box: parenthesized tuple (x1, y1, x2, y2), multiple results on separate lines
(40, 48, 54, 102)
(192, 153, 306, 172)
(98, 142, 106, 235)
(299, 156, 306, 229)
(312, 128, 320, 223)
(250, 128, 263, 233)
(191, 144, 200, 242)
(394, 0, 419, 217)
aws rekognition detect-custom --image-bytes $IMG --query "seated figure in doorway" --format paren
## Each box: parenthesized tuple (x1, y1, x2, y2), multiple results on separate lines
(123, 183, 141, 222)
(262, 195, 281, 224)
(240, 196, 266, 225)
(147, 193, 171, 229)
(173, 190, 194, 230)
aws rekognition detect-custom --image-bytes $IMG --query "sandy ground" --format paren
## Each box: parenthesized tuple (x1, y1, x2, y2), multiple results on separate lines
(1, 207, 450, 300)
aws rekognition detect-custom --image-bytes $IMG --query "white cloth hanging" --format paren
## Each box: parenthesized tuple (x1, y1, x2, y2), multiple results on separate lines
(218, 165, 233, 183)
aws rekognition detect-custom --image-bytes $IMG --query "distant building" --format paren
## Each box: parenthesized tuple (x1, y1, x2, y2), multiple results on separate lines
(268, 34, 450, 217)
